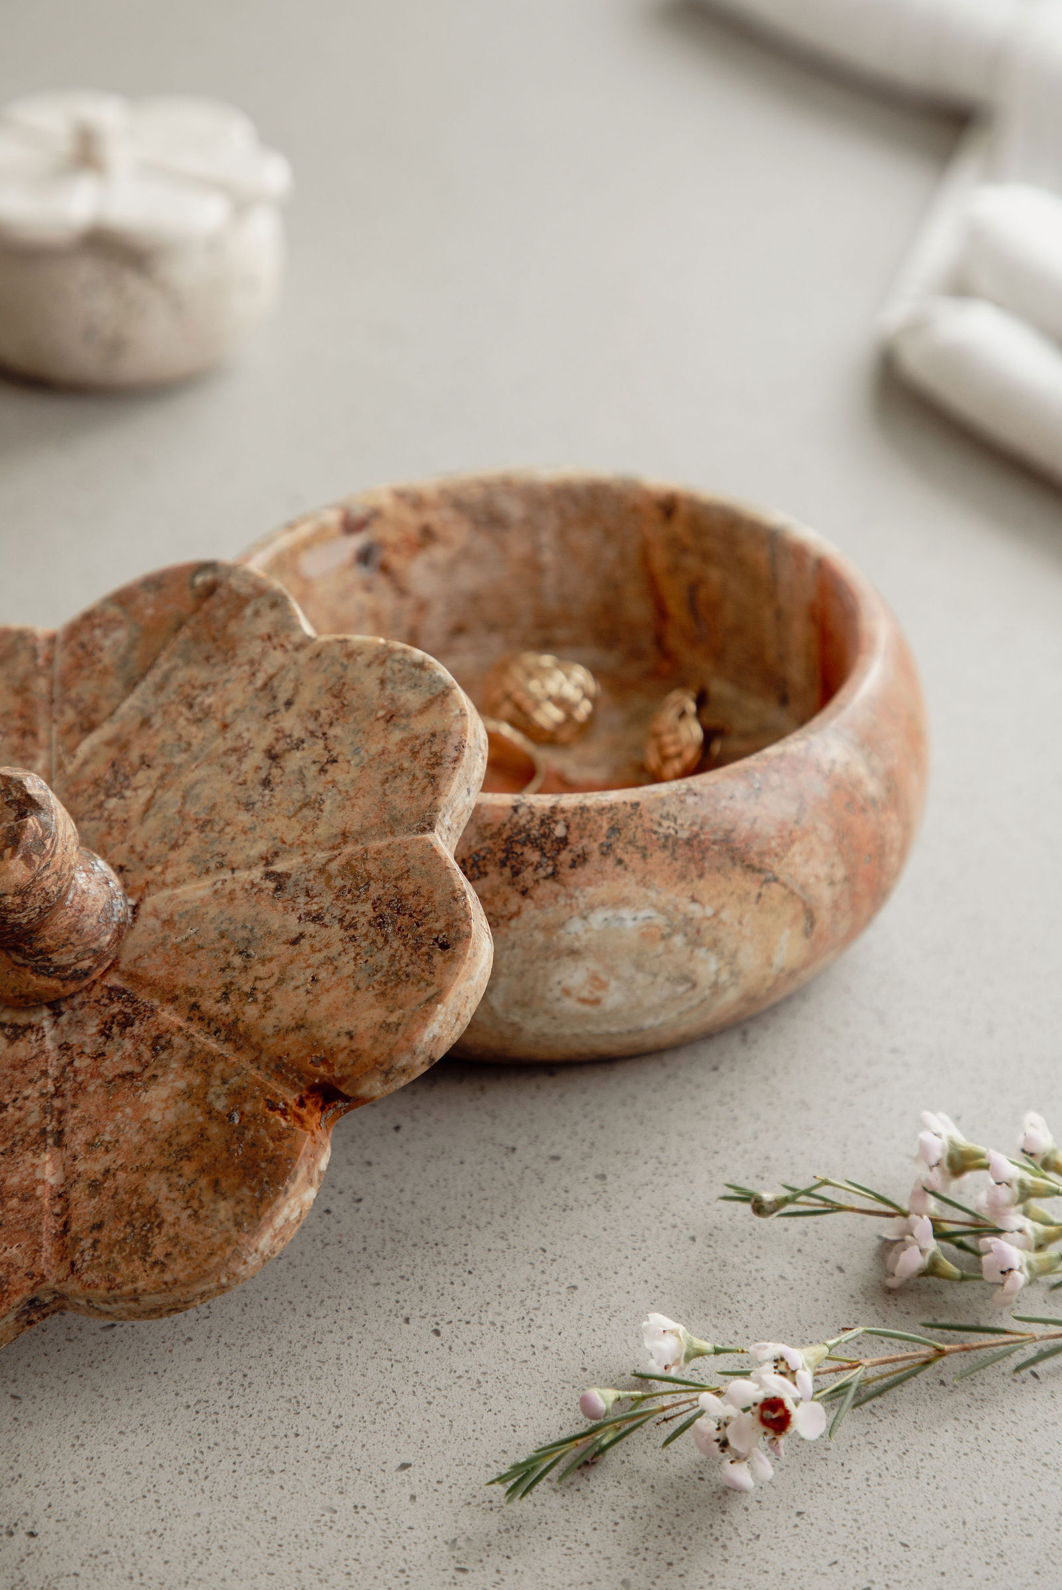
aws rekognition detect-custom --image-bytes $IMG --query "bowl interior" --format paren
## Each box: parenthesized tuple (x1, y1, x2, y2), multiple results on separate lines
(248, 476, 862, 794)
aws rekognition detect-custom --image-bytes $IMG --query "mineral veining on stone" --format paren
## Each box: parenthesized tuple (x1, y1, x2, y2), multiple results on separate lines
(0, 561, 491, 1348)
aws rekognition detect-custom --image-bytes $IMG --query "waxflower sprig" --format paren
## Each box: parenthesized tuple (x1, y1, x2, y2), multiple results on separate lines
(724, 1110, 1062, 1305)
(490, 1310, 1062, 1500)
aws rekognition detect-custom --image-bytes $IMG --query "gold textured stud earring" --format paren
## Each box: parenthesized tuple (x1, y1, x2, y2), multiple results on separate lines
(482, 652, 600, 745)
(645, 689, 726, 782)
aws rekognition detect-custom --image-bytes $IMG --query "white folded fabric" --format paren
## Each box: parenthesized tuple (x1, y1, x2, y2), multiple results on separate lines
(990, 0, 1062, 192)
(891, 296, 1062, 483)
(704, 0, 1025, 106)
(963, 185, 1062, 343)
(700, 0, 1062, 487)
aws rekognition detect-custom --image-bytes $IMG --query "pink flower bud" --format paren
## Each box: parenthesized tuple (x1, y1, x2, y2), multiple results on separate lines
(580, 1389, 608, 1421)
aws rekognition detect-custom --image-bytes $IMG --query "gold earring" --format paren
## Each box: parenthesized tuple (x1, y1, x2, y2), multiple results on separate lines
(645, 689, 703, 782)
(644, 689, 726, 782)
(482, 652, 599, 745)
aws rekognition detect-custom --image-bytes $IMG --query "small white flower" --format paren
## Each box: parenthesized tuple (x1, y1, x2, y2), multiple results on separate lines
(980, 1237, 1029, 1307)
(988, 1148, 1020, 1197)
(981, 1149, 1044, 1213)
(746, 1374, 826, 1443)
(918, 1111, 984, 1186)
(918, 1112, 953, 1172)
(642, 1313, 685, 1375)
(883, 1214, 938, 1288)
(980, 1237, 1062, 1304)
(722, 1447, 773, 1492)
(988, 1209, 1040, 1251)
(985, 1207, 1062, 1251)
(692, 1351, 825, 1492)
(1019, 1111, 1056, 1165)
(641, 1312, 714, 1374)
(749, 1340, 817, 1401)
(692, 1392, 730, 1457)
(908, 1179, 936, 1216)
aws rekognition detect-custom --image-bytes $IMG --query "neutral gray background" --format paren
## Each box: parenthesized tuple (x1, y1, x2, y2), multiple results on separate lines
(2, 2, 1061, 1586)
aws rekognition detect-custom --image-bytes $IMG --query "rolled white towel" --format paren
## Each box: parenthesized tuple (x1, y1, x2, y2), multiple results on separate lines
(962, 184, 1062, 343)
(701, 0, 1024, 107)
(890, 295, 1062, 485)
(991, 0, 1062, 192)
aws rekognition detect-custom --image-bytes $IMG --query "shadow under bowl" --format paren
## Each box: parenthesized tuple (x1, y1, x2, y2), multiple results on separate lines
(243, 472, 927, 1061)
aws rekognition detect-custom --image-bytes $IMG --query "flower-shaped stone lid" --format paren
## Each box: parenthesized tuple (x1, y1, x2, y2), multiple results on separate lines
(0, 562, 491, 1348)
(0, 90, 291, 250)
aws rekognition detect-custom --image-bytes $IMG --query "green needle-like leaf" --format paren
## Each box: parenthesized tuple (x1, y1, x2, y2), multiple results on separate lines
(928, 1189, 984, 1220)
(936, 1235, 981, 1256)
(851, 1359, 933, 1408)
(836, 1180, 907, 1214)
(814, 1365, 866, 1401)
(491, 1448, 573, 1489)
(823, 1327, 869, 1351)
(629, 1371, 716, 1390)
(660, 1411, 704, 1449)
(777, 1208, 836, 1218)
(828, 1366, 865, 1439)
(499, 1449, 570, 1502)
(920, 1321, 1017, 1334)
(492, 1406, 667, 1474)
(815, 1380, 854, 1403)
(516, 1450, 573, 1500)
(952, 1343, 1025, 1381)
(1010, 1314, 1062, 1327)
(781, 1184, 848, 1208)
(859, 1327, 943, 1349)
(567, 1411, 658, 1473)
(1012, 1342, 1062, 1374)
(552, 1437, 606, 1486)
(1008, 1154, 1062, 1191)
(783, 1179, 829, 1200)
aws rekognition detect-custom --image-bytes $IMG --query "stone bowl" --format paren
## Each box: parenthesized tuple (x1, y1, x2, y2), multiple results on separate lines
(243, 472, 927, 1062)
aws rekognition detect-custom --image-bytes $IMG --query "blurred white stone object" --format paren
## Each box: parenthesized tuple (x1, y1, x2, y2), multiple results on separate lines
(0, 90, 292, 388)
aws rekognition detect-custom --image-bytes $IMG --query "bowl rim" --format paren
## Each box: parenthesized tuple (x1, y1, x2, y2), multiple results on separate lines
(243, 468, 894, 811)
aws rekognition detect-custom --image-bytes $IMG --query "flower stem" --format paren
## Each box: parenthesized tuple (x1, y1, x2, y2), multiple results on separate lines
(815, 1328, 1057, 1377)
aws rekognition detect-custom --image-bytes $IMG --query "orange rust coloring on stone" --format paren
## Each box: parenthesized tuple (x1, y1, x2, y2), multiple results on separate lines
(0, 767, 129, 1007)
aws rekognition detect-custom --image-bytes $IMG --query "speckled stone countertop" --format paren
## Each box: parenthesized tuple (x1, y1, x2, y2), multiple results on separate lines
(2, 2, 1062, 1587)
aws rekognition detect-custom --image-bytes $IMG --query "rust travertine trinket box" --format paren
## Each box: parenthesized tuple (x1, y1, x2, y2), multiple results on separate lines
(245, 472, 928, 1062)
(0, 562, 490, 1347)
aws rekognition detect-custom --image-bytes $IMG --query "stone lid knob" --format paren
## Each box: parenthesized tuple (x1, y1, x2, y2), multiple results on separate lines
(0, 766, 129, 1007)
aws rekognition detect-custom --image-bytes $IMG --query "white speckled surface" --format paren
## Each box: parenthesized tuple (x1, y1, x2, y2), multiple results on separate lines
(2, 2, 1062, 1586)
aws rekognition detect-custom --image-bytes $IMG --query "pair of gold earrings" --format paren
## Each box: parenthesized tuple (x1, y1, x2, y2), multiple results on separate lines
(480, 652, 726, 792)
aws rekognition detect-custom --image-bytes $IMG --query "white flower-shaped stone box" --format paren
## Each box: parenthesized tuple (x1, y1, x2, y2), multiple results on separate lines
(0, 90, 291, 387)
